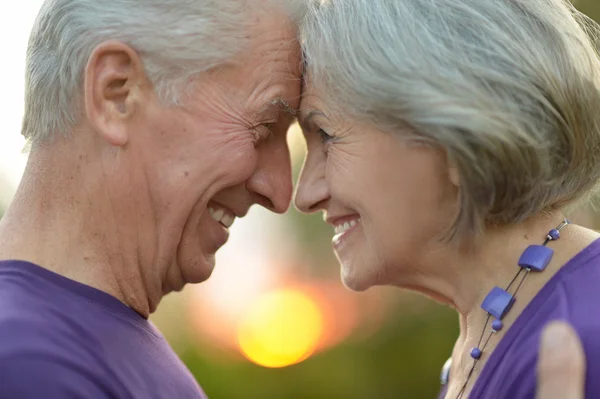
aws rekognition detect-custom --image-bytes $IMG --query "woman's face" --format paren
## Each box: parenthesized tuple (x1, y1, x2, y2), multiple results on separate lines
(295, 80, 459, 291)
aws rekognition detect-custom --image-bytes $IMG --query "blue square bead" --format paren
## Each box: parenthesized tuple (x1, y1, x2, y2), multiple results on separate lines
(518, 245, 554, 272)
(481, 287, 515, 320)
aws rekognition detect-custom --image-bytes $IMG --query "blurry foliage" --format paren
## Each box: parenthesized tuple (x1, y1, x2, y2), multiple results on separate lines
(578, 0, 600, 16)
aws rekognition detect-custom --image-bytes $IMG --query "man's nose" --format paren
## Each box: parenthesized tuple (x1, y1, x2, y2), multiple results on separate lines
(246, 137, 293, 214)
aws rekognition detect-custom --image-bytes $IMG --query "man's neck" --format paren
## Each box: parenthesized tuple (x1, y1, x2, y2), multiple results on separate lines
(0, 143, 154, 318)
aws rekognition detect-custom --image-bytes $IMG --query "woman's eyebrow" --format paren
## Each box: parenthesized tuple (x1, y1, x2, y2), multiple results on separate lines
(299, 110, 325, 127)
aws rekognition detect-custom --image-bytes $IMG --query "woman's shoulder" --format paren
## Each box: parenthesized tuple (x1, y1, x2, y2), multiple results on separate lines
(473, 311, 600, 399)
(548, 237, 600, 322)
(470, 239, 600, 399)
(521, 236, 600, 346)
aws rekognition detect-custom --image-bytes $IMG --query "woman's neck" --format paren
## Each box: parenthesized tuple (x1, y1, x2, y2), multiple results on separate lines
(411, 213, 571, 313)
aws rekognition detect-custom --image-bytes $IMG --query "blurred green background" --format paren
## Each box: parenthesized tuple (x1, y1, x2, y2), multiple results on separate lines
(1, 2, 600, 399)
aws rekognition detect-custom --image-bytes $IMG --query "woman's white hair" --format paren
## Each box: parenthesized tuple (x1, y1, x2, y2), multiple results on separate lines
(23, 0, 305, 143)
(301, 0, 600, 239)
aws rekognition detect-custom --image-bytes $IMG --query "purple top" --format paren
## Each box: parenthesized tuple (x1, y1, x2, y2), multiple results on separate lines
(0, 260, 208, 399)
(439, 238, 600, 398)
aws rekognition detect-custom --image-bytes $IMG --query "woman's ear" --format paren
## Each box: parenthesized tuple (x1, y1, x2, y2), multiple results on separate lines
(449, 165, 461, 188)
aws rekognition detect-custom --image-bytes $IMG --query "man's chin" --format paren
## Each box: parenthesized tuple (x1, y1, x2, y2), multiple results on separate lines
(188, 254, 217, 284)
(189, 254, 216, 284)
(167, 254, 216, 294)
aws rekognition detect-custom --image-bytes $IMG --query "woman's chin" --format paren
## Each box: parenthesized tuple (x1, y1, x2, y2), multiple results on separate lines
(340, 264, 375, 292)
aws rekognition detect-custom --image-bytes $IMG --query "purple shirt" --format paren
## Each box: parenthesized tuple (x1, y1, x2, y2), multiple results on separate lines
(439, 238, 600, 399)
(0, 260, 208, 399)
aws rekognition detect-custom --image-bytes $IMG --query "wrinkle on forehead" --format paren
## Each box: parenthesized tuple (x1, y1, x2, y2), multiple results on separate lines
(229, 9, 302, 120)
(253, 38, 301, 84)
(247, 9, 300, 71)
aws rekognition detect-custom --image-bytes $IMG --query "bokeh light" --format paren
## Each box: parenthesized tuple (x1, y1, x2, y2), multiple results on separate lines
(237, 289, 324, 368)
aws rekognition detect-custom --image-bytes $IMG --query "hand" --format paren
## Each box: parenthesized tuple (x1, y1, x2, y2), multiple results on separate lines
(537, 321, 586, 399)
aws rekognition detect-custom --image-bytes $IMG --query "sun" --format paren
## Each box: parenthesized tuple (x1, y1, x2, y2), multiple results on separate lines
(237, 289, 324, 368)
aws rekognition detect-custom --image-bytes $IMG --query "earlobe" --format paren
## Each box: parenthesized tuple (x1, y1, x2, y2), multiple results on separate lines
(446, 152, 461, 188)
(84, 41, 145, 147)
(449, 165, 461, 188)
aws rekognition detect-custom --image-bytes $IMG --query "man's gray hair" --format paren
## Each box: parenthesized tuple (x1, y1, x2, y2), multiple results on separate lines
(301, 0, 600, 239)
(23, 0, 305, 143)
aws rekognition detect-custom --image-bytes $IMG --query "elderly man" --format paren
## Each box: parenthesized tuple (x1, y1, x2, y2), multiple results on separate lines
(0, 0, 302, 397)
(0, 0, 589, 398)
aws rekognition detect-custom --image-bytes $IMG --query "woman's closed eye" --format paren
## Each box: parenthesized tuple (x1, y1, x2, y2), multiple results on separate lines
(317, 128, 334, 144)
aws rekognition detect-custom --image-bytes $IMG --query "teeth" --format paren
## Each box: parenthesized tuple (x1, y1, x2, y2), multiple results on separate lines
(221, 214, 234, 228)
(213, 208, 224, 221)
(334, 219, 359, 235)
(208, 206, 235, 228)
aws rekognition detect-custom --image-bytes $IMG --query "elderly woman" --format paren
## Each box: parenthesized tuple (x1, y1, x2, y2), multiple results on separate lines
(294, 0, 600, 398)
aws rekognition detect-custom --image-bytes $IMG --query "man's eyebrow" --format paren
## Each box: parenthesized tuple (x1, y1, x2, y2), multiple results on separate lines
(260, 98, 297, 117)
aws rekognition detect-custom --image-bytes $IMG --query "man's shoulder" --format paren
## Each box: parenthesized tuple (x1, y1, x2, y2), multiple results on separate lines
(0, 280, 85, 349)
(0, 260, 134, 348)
(0, 273, 115, 370)
(0, 263, 206, 398)
(0, 260, 72, 316)
(0, 346, 119, 399)
(0, 296, 126, 398)
(0, 308, 68, 345)
(0, 291, 122, 398)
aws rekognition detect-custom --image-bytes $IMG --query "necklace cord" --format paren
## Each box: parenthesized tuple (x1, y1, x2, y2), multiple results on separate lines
(453, 219, 569, 399)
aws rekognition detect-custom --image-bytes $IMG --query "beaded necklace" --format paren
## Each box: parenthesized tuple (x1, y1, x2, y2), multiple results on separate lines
(440, 220, 570, 399)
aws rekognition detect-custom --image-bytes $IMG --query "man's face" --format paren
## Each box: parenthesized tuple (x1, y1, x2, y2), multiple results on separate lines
(129, 12, 301, 295)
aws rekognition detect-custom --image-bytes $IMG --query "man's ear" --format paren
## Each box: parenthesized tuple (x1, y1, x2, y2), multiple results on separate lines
(84, 41, 146, 147)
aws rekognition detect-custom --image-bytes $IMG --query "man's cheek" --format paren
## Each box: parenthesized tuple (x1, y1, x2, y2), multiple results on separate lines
(214, 146, 259, 186)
